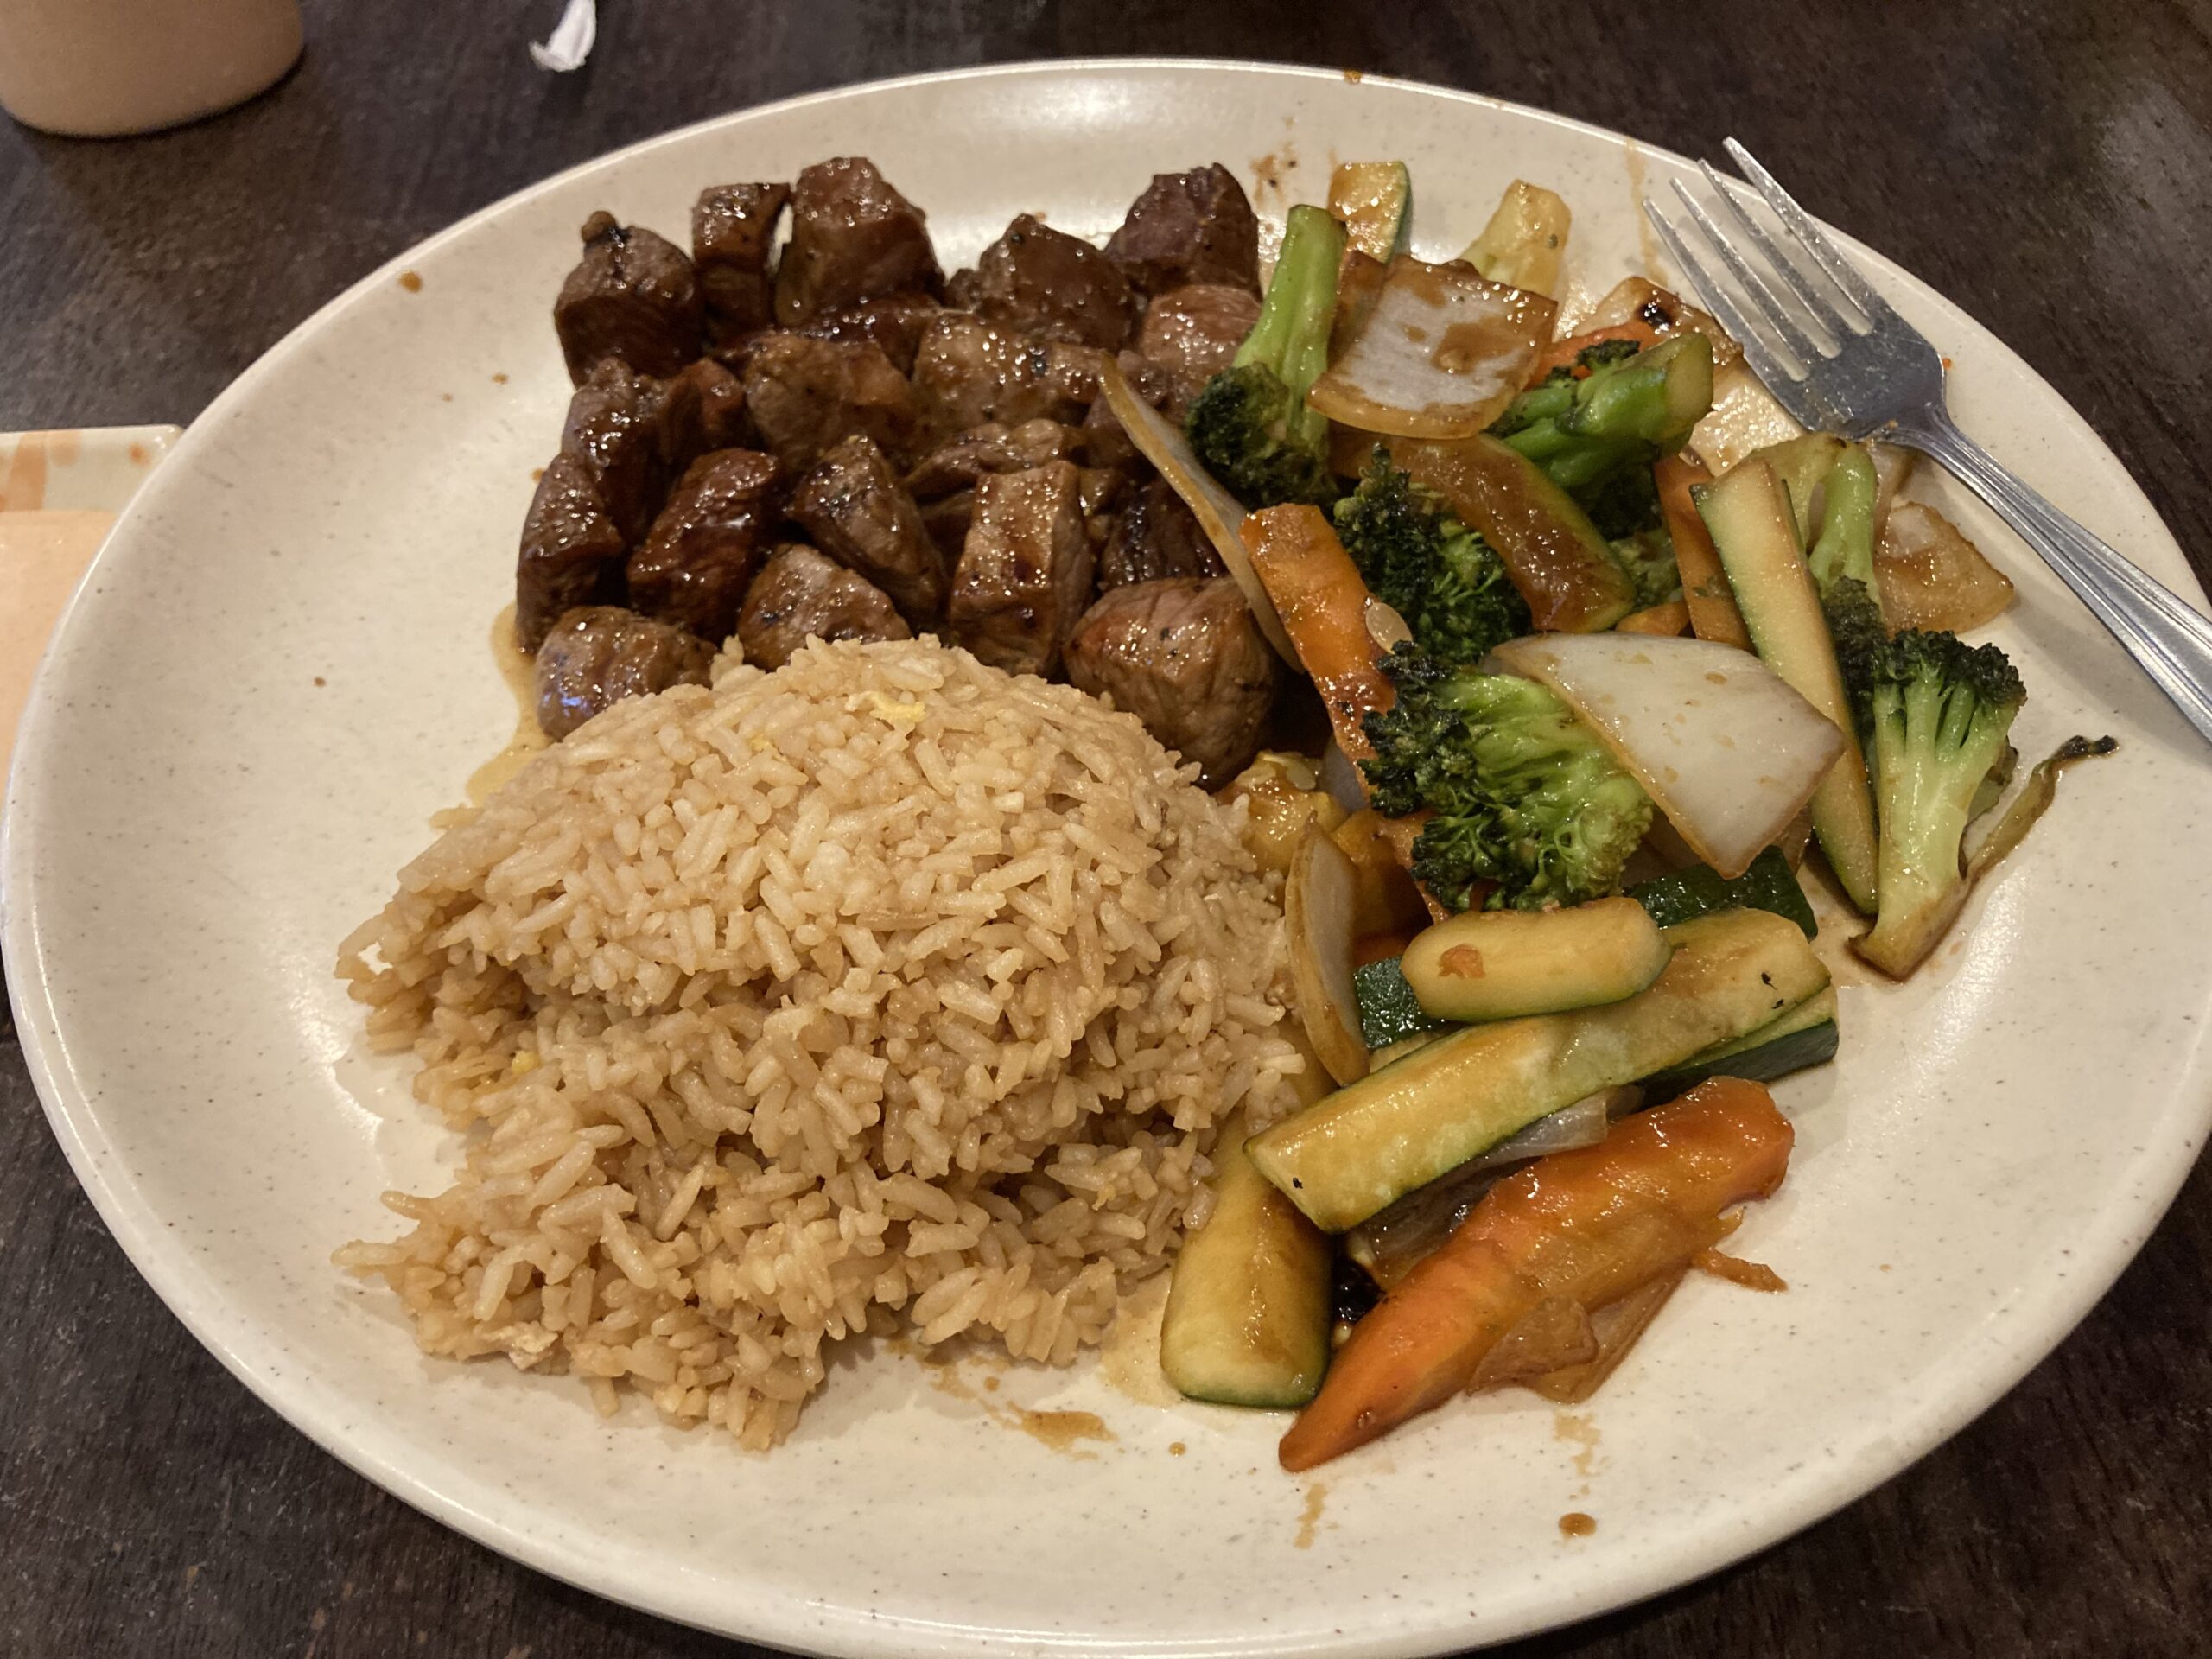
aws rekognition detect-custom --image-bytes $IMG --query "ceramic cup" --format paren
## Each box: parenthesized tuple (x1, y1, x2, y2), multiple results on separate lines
(0, 0, 302, 137)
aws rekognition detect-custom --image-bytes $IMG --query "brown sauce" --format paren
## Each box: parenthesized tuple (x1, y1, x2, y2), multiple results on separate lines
(1558, 1510, 1597, 1538)
(397, 270, 423, 293)
(1293, 1480, 1329, 1548)
(1694, 1248, 1788, 1293)
(464, 604, 549, 804)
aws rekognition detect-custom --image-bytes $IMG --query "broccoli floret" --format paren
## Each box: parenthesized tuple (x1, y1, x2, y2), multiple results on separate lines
(1332, 454, 1531, 667)
(1855, 629, 2028, 976)
(1821, 575, 1888, 732)
(1361, 645, 1655, 912)
(1806, 446, 1878, 594)
(1185, 203, 1346, 508)
(1610, 524, 1681, 608)
(1492, 332, 1714, 501)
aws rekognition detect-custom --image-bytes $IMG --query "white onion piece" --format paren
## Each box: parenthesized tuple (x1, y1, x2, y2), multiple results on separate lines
(1306, 257, 1558, 440)
(1489, 632, 1843, 879)
(1098, 363, 1297, 663)
(1688, 360, 1804, 475)
(1319, 741, 1368, 817)
(1465, 1090, 1613, 1171)
(1286, 821, 1369, 1086)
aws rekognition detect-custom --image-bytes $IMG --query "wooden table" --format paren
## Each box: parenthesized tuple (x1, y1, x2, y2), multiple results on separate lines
(3, 3, 2209, 1653)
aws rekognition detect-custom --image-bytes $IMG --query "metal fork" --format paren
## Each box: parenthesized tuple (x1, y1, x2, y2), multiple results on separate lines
(1645, 137, 2212, 747)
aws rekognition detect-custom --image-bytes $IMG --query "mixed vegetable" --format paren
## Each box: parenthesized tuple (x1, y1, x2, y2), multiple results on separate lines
(1155, 162, 2115, 1469)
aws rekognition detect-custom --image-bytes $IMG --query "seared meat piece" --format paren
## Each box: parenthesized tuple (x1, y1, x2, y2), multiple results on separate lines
(1076, 466, 1128, 521)
(560, 358, 669, 542)
(918, 490, 974, 567)
(535, 606, 715, 739)
(656, 358, 751, 474)
(1103, 165, 1262, 297)
(1076, 391, 1141, 470)
(789, 435, 945, 624)
(1065, 577, 1278, 785)
(774, 158, 943, 325)
(516, 454, 627, 652)
(738, 544, 912, 670)
(793, 292, 944, 374)
(1101, 475, 1225, 588)
(911, 315, 1109, 441)
(555, 212, 704, 384)
(971, 213, 1139, 350)
(740, 333, 920, 474)
(627, 448, 783, 640)
(692, 182, 789, 343)
(903, 418, 1082, 499)
(948, 461, 1095, 678)
(1137, 283, 1259, 380)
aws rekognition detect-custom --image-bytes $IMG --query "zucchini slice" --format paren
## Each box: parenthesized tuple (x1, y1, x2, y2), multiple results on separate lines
(1696, 459, 1880, 912)
(1352, 957, 1455, 1052)
(1247, 908, 1829, 1232)
(1399, 897, 1669, 1023)
(1160, 1113, 1334, 1408)
(1629, 846, 1817, 938)
(1327, 161, 1412, 264)
(1642, 985, 1840, 1099)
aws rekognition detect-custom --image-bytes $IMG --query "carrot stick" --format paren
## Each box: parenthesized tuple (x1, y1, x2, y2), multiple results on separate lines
(1656, 454, 1753, 650)
(1524, 321, 1664, 387)
(1277, 1077, 1793, 1471)
(1243, 505, 1396, 766)
(1614, 598, 1691, 637)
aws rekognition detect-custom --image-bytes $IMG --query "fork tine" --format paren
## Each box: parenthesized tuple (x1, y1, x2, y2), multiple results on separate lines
(1696, 160, 1862, 338)
(1668, 177, 1828, 366)
(1722, 137, 1898, 321)
(1641, 200, 1804, 397)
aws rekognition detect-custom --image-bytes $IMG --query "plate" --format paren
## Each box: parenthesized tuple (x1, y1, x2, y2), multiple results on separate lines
(8, 60, 2211, 1658)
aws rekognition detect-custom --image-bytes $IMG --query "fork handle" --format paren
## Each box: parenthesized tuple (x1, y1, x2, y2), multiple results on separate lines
(1897, 407, 2212, 747)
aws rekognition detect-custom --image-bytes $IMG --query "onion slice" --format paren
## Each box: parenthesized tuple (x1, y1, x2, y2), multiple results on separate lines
(1306, 257, 1558, 441)
(1876, 500, 2017, 632)
(1098, 363, 1297, 662)
(1489, 632, 1843, 879)
(1286, 821, 1370, 1087)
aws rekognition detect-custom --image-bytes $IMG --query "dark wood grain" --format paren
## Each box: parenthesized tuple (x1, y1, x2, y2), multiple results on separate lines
(3, 2, 2210, 1654)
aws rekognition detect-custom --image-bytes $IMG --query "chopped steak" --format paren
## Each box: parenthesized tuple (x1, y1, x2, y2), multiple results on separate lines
(534, 606, 714, 739)
(691, 181, 789, 343)
(515, 453, 627, 652)
(1065, 576, 1278, 785)
(626, 448, 783, 640)
(793, 292, 944, 374)
(737, 544, 911, 670)
(656, 358, 751, 474)
(554, 211, 704, 384)
(1103, 165, 1261, 297)
(739, 333, 920, 474)
(911, 314, 1108, 441)
(773, 158, 943, 324)
(902, 418, 1082, 499)
(789, 435, 945, 624)
(1136, 283, 1259, 380)
(559, 357, 670, 543)
(948, 461, 1095, 678)
(971, 213, 1139, 349)
(1100, 475, 1225, 589)
(918, 489, 974, 567)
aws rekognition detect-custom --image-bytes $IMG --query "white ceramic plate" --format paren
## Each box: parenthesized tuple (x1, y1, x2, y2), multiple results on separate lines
(8, 60, 2211, 1658)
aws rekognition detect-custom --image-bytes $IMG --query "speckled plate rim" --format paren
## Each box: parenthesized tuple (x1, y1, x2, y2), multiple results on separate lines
(6, 59, 2211, 1659)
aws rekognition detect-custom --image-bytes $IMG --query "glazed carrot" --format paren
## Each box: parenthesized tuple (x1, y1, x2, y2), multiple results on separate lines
(1524, 321, 1664, 387)
(1277, 1077, 1793, 1471)
(1243, 505, 1396, 766)
(1369, 809, 1469, 920)
(1656, 454, 1753, 650)
(1613, 598, 1691, 637)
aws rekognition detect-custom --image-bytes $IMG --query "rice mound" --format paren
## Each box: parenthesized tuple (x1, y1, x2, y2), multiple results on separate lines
(336, 636, 1303, 1448)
